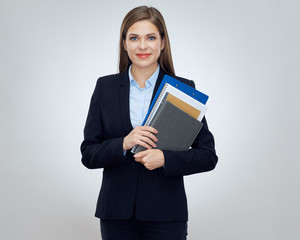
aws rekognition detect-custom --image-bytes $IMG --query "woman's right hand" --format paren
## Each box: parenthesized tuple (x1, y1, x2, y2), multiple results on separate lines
(123, 126, 158, 151)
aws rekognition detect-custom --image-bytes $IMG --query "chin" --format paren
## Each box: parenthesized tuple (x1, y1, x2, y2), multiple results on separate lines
(132, 61, 158, 70)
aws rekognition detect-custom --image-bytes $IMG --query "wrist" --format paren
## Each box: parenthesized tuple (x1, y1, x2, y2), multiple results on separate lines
(123, 137, 128, 151)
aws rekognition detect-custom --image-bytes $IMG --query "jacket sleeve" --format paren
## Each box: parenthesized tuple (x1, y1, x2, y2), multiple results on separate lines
(161, 80, 218, 177)
(80, 78, 128, 169)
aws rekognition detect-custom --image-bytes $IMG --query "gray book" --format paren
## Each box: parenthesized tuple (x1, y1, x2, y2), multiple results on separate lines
(132, 100, 203, 154)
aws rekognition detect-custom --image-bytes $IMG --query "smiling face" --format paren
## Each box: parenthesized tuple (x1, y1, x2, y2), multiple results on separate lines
(123, 20, 165, 73)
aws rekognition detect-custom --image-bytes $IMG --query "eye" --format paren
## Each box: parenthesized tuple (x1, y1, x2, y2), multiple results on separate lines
(129, 36, 138, 41)
(148, 36, 156, 40)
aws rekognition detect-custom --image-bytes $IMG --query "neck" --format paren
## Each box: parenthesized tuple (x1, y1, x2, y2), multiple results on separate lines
(131, 64, 158, 88)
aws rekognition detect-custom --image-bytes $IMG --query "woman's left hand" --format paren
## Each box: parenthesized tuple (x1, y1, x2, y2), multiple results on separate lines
(134, 149, 165, 170)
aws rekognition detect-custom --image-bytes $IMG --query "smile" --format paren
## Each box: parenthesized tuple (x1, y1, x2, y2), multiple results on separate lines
(136, 53, 151, 59)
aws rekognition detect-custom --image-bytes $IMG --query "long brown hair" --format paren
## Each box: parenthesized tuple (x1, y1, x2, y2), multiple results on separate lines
(119, 6, 175, 76)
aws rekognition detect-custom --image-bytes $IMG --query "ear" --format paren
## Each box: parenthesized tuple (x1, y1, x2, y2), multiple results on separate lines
(123, 39, 127, 51)
(161, 38, 165, 51)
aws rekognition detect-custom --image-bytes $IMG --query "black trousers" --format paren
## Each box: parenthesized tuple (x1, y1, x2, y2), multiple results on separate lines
(100, 218, 187, 240)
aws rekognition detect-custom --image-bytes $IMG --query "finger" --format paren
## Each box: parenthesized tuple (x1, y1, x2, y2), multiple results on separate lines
(134, 149, 151, 158)
(139, 126, 158, 134)
(134, 139, 154, 150)
(140, 131, 158, 143)
(134, 157, 143, 163)
(134, 152, 146, 159)
(132, 130, 158, 143)
(133, 135, 157, 149)
(134, 130, 158, 144)
(133, 126, 156, 134)
(140, 136, 157, 147)
(127, 133, 155, 149)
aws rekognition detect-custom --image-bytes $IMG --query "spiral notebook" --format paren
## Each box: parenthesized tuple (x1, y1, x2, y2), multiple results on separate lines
(132, 99, 203, 153)
(131, 75, 209, 154)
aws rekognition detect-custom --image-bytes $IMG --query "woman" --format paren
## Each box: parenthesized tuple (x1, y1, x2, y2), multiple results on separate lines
(81, 6, 218, 240)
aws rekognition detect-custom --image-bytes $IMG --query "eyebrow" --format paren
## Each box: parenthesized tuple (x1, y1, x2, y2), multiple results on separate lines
(128, 33, 158, 36)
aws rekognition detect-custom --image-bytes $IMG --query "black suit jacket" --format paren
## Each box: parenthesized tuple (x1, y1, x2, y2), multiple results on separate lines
(80, 68, 218, 222)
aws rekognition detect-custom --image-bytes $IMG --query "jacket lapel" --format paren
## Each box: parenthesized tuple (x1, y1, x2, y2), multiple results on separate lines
(150, 68, 166, 103)
(119, 70, 133, 135)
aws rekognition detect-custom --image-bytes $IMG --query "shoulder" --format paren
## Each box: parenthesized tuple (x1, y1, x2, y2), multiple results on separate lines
(96, 72, 123, 87)
(93, 72, 128, 92)
(171, 74, 195, 88)
(91, 72, 128, 102)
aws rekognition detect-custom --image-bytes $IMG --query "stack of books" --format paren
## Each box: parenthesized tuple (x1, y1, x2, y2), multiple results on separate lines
(132, 75, 209, 154)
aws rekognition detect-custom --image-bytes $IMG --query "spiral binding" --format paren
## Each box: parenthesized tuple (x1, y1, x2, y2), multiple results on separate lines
(131, 83, 169, 153)
(144, 84, 168, 126)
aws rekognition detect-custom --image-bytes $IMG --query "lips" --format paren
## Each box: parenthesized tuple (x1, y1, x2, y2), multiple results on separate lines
(136, 53, 151, 59)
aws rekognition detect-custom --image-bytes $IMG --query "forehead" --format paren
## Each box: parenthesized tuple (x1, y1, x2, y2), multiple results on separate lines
(127, 20, 159, 35)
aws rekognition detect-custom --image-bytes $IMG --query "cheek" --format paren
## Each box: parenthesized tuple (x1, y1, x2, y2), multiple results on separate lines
(126, 44, 137, 54)
(151, 42, 162, 52)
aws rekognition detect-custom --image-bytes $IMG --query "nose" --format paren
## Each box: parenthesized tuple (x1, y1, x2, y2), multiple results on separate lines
(138, 38, 147, 50)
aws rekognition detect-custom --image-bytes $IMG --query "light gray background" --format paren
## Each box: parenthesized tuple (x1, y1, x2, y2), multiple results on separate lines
(1, 0, 299, 239)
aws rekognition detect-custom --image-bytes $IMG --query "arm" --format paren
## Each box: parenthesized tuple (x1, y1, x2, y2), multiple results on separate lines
(80, 78, 159, 169)
(80, 78, 126, 169)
